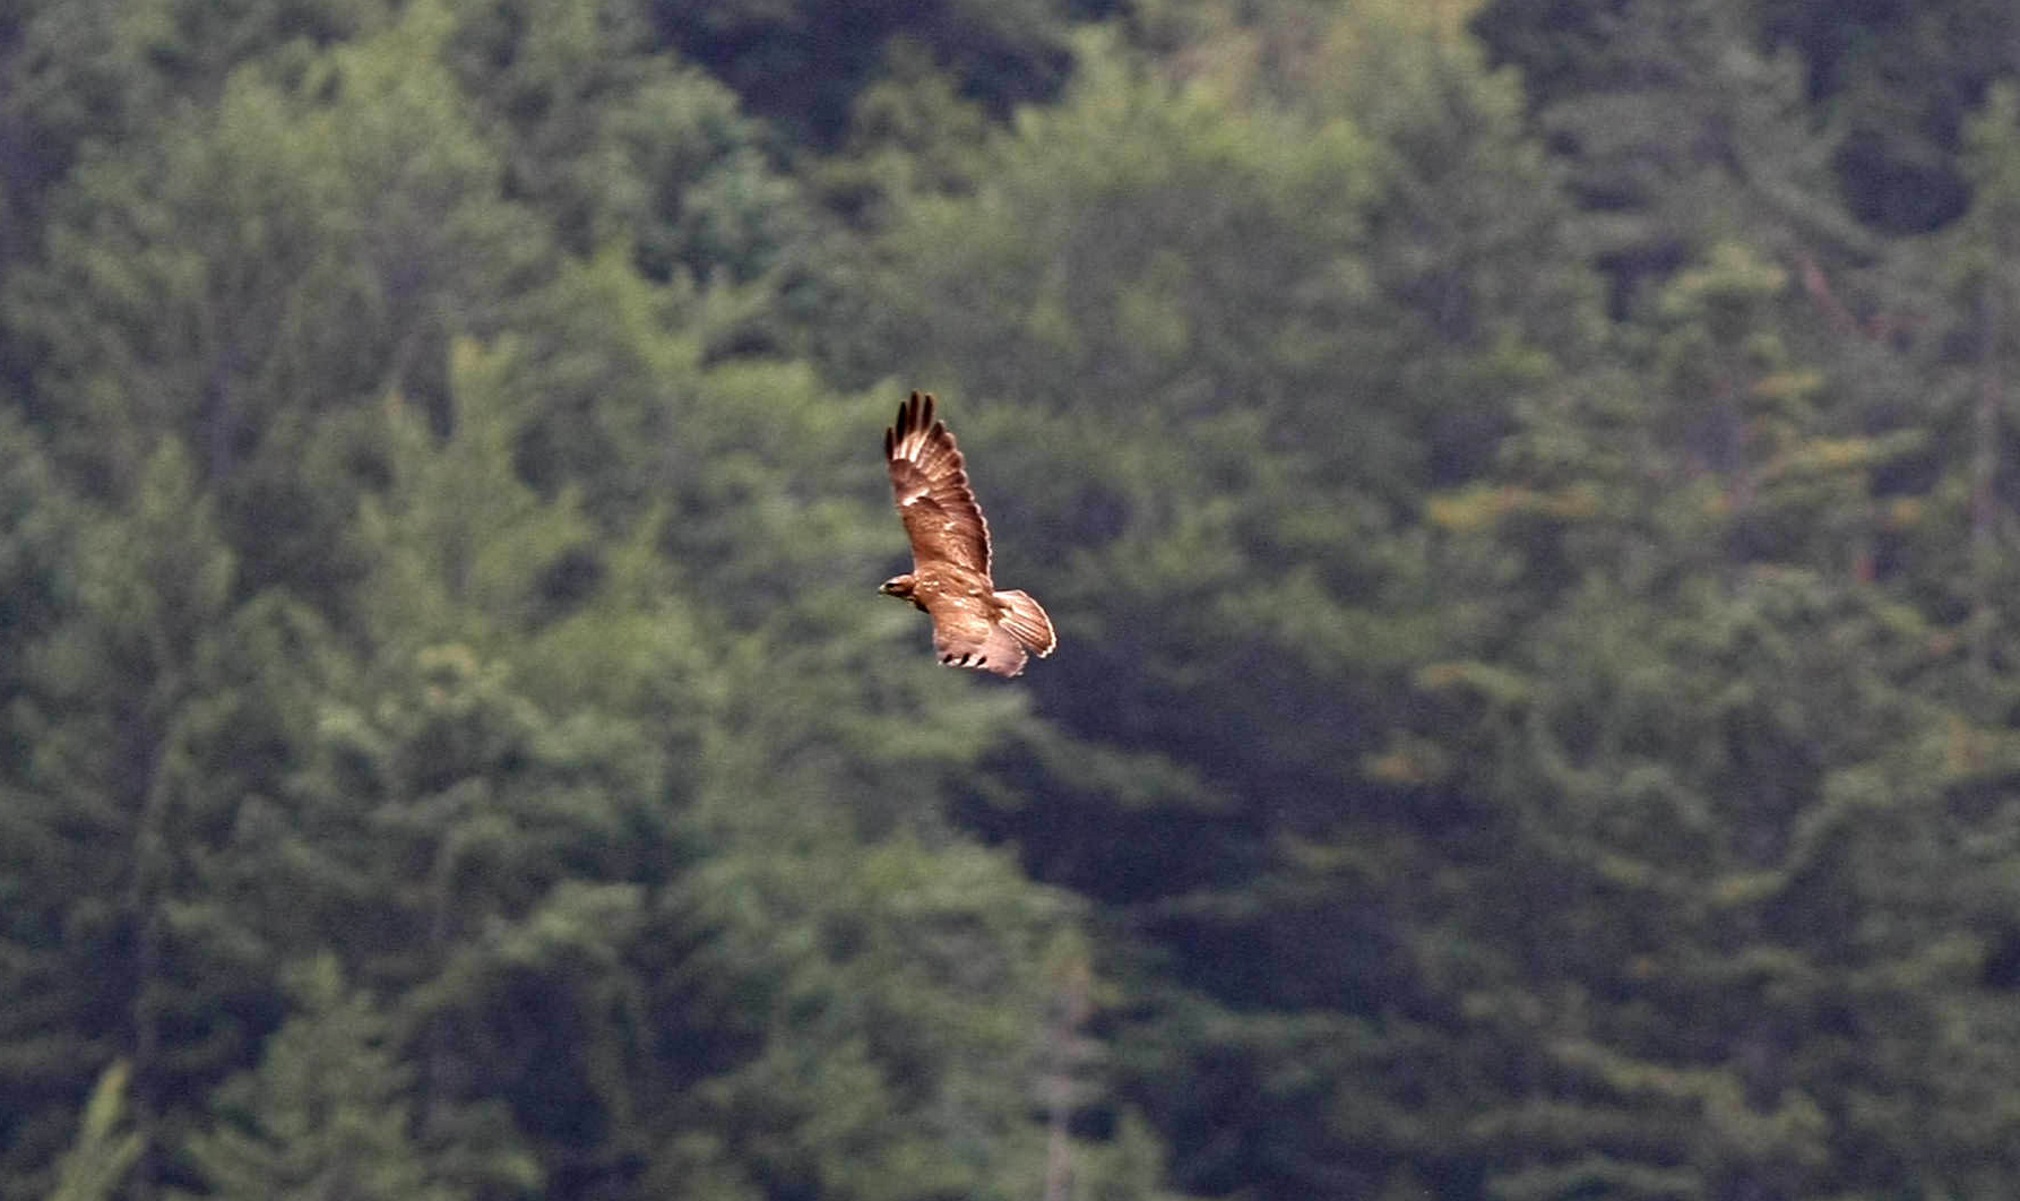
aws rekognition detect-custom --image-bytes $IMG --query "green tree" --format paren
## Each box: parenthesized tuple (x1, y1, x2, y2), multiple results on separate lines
(649, 837, 1079, 1201)
(5, 0, 542, 597)
(447, 0, 829, 308)
(176, 955, 501, 1201)
(241, 329, 1095, 1196)
(0, 1, 1198, 1198)
(251, 348, 660, 1192)
(1473, 0, 1876, 313)
(1399, 208, 2020, 1194)
(0, 442, 309, 1200)
(1919, 82, 2020, 705)
(861, 14, 1602, 1196)
(650, 0, 1082, 147)
(1414, 565, 2000, 1197)
(1754, 0, 2016, 232)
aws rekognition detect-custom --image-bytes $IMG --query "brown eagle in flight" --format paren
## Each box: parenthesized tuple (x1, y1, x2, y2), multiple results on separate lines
(880, 391, 1056, 677)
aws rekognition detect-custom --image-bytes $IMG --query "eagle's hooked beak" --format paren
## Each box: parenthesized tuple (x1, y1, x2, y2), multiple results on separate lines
(878, 578, 902, 597)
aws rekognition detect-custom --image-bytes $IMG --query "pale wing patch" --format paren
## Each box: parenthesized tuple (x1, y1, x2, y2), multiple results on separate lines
(993, 589, 1057, 658)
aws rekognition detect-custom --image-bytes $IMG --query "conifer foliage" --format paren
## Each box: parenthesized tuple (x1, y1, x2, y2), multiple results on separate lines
(6, 0, 2020, 1199)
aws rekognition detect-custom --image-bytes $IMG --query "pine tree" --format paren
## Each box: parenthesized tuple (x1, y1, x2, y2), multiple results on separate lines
(861, 12, 1609, 1196)
(1475, 0, 1877, 314)
(3, 0, 543, 597)
(0, 441, 289, 1200)
(175, 955, 505, 1201)
(1407, 221, 2019, 1195)
(1753, 0, 2015, 232)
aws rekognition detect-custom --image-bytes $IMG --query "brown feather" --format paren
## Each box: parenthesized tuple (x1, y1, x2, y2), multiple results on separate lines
(885, 390, 991, 576)
(993, 589, 1057, 657)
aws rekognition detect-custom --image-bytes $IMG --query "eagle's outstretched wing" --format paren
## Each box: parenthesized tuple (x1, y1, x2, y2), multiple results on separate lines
(884, 390, 991, 576)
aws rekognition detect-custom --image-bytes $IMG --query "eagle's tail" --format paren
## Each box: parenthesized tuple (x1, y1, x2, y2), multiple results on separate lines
(994, 589, 1057, 658)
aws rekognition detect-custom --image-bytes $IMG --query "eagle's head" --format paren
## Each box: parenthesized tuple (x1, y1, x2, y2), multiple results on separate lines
(878, 573, 917, 600)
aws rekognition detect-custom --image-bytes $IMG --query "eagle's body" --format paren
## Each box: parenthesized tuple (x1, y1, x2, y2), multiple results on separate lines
(881, 391, 1056, 677)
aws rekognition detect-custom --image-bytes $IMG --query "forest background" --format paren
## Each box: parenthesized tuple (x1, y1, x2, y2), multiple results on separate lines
(6, 0, 2020, 1198)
